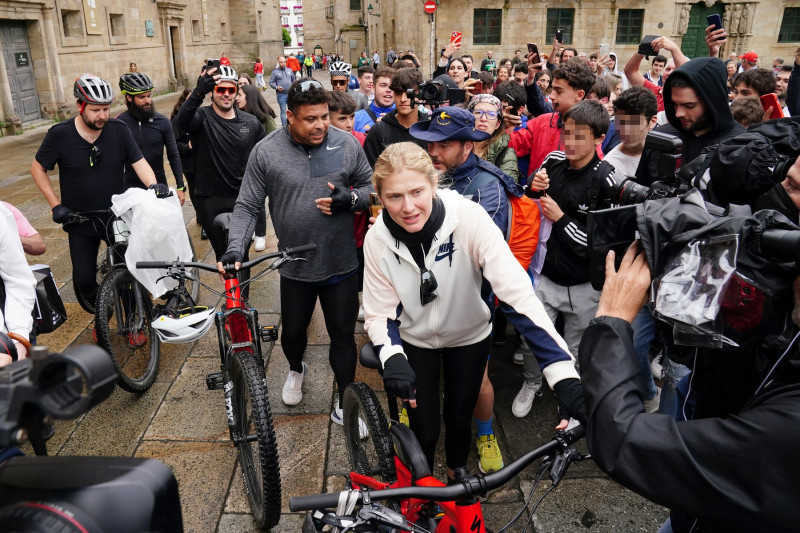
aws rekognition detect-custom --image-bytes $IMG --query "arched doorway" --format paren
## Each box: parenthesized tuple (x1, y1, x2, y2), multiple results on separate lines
(680, 2, 725, 59)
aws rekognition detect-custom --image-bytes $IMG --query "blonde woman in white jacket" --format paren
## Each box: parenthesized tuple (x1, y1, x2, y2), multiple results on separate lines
(363, 142, 586, 481)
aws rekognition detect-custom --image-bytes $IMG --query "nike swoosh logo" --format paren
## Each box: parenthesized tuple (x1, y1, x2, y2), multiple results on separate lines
(326, 145, 341, 151)
(434, 251, 451, 261)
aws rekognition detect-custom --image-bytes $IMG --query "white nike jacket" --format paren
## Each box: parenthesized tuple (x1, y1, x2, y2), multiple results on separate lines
(363, 189, 579, 389)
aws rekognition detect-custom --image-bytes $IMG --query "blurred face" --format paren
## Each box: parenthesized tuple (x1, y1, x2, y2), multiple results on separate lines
(236, 90, 247, 110)
(537, 73, 551, 94)
(331, 75, 349, 92)
(515, 50, 521, 58)
(726, 61, 737, 77)
(287, 102, 330, 145)
(359, 73, 374, 93)
(562, 49, 575, 62)
(496, 67, 509, 83)
(732, 82, 756, 100)
(549, 77, 584, 112)
(394, 86, 417, 117)
(616, 111, 654, 149)
(487, 51, 493, 58)
(427, 140, 471, 172)
(777, 71, 790, 97)
(379, 168, 435, 233)
(513, 71, 526, 85)
(671, 86, 711, 135)
(278, 57, 286, 68)
(238, 76, 250, 87)
(588, 57, 598, 70)
(129, 63, 137, 72)
(472, 102, 500, 133)
(374, 75, 394, 107)
(462, 56, 473, 71)
(448, 61, 466, 84)
(80, 104, 110, 130)
(329, 109, 355, 132)
(608, 56, 616, 70)
(664, 61, 675, 78)
(563, 119, 601, 167)
(652, 61, 665, 75)
(211, 81, 238, 111)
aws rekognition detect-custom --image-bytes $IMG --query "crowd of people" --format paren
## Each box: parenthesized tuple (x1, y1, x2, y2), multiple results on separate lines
(2, 27, 800, 531)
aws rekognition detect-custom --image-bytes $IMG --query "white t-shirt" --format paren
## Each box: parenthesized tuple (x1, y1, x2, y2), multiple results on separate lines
(603, 145, 641, 180)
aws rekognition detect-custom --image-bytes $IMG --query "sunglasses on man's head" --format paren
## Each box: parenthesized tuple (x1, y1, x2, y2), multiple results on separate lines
(89, 144, 102, 167)
(214, 86, 237, 96)
(420, 268, 438, 306)
(291, 79, 324, 94)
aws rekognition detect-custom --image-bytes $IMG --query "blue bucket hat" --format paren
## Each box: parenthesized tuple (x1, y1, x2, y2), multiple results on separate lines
(409, 106, 491, 142)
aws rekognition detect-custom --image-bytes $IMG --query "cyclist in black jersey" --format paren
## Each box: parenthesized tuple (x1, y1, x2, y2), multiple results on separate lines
(31, 74, 165, 312)
(117, 72, 185, 205)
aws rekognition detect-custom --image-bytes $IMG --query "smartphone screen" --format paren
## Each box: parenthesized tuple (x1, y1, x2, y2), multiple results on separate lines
(707, 14, 724, 41)
(599, 43, 610, 58)
(555, 29, 563, 43)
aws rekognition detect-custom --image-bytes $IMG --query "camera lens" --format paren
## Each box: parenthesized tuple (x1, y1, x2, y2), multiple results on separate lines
(421, 82, 442, 101)
(609, 178, 651, 205)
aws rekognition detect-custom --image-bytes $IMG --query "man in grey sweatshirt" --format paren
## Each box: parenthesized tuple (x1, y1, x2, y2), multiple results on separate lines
(220, 79, 373, 426)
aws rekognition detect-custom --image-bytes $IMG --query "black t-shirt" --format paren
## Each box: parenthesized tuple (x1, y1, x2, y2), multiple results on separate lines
(35, 118, 144, 211)
(176, 94, 266, 197)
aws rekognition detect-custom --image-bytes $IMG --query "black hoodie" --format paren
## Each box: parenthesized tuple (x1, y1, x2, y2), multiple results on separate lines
(636, 57, 745, 186)
(363, 108, 430, 167)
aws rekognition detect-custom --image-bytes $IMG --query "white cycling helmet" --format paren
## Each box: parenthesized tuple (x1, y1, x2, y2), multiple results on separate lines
(217, 65, 238, 84)
(152, 306, 216, 344)
(329, 61, 352, 78)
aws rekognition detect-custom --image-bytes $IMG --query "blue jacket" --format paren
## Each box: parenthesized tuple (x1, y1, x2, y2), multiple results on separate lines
(448, 154, 524, 239)
(268, 67, 295, 94)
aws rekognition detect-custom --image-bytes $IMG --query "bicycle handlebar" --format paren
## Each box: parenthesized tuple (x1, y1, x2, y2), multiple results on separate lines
(135, 243, 317, 273)
(288, 425, 585, 512)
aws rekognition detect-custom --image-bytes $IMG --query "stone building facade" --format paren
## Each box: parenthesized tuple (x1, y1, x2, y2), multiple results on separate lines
(0, 0, 283, 134)
(309, 0, 800, 78)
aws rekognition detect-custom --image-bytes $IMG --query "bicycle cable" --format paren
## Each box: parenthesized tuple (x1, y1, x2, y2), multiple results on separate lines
(521, 483, 558, 533)
(495, 456, 551, 533)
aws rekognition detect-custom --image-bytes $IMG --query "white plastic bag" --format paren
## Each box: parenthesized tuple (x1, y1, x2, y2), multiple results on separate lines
(111, 188, 193, 297)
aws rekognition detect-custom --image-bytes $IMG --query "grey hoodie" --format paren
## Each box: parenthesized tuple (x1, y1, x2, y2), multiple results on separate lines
(227, 125, 374, 282)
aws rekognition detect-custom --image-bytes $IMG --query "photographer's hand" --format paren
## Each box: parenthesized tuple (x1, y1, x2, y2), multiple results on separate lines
(595, 242, 651, 323)
(704, 25, 727, 58)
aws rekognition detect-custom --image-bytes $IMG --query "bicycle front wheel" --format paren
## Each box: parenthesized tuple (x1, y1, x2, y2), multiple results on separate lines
(229, 351, 281, 530)
(343, 382, 396, 483)
(96, 268, 160, 393)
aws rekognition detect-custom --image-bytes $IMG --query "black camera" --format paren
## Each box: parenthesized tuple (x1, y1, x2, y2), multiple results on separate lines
(608, 131, 687, 205)
(407, 81, 466, 108)
(0, 345, 184, 532)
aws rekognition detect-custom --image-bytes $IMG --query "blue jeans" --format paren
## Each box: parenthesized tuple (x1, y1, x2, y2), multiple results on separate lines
(658, 355, 691, 418)
(631, 307, 658, 400)
(276, 92, 288, 125)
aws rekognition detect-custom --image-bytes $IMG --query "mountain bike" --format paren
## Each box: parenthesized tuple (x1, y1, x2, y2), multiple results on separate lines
(136, 242, 316, 531)
(289, 344, 588, 533)
(65, 210, 200, 393)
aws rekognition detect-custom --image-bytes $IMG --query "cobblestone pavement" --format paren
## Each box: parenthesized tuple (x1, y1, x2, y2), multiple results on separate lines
(0, 76, 667, 532)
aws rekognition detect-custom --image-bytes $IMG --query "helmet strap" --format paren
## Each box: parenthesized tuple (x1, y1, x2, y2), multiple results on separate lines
(79, 101, 86, 114)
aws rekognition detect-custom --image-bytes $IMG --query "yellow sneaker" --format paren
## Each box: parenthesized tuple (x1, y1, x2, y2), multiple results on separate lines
(476, 434, 504, 474)
(399, 406, 409, 427)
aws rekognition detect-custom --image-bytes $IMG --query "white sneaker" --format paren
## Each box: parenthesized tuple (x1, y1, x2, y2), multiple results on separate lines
(644, 386, 662, 413)
(357, 305, 365, 322)
(254, 236, 266, 252)
(282, 362, 307, 406)
(512, 380, 542, 418)
(651, 353, 665, 380)
(512, 352, 524, 365)
(331, 393, 369, 439)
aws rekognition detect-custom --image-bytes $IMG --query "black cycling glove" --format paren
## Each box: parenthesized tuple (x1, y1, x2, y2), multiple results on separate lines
(52, 204, 73, 224)
(382, 353, 416, 401)
(218, 250, 243, 272)
(149, 183, 170, 198)
(553, 378, 587, 425)
(328, 184, 353, 214)
(195, 72, 217, 96)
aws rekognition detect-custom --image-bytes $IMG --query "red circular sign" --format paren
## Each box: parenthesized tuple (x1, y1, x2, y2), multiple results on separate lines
(424, 1, 436, 14)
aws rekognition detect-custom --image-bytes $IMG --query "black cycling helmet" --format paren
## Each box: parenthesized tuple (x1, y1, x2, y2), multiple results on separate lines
(119, 72, 155, 96)
(73, 74, 114, 105)
(0, 332, 18, 361)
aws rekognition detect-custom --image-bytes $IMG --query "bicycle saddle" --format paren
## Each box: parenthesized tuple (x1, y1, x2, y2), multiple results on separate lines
(213, 213, 232, 234)
(359, 342, 381, 370)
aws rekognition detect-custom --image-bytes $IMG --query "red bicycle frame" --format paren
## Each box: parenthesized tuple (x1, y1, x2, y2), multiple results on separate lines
(350, 458, 487, 533)
(223, 277, 253, 350)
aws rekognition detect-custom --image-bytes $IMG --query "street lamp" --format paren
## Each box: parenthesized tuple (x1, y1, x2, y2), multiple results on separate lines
(367, 3, 380, 16)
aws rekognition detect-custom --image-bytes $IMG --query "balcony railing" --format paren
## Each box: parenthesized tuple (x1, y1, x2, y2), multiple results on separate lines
(325, 2, 334, 19)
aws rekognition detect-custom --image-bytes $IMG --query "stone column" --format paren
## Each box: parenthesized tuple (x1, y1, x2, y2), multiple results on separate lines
(42, 4, 70, 118)
(0, 41, 21, 133)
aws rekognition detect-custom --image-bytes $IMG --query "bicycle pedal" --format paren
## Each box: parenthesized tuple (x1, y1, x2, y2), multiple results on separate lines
(260, 325, 279, 342)
(206, 372, 224, 390)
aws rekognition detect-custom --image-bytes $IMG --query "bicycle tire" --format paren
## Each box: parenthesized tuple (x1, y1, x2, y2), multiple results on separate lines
(96, 268, 160, 393)
(186, 235, 201, 302)
(230, 351, 282, 530)
(343, 382, 396, 483)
